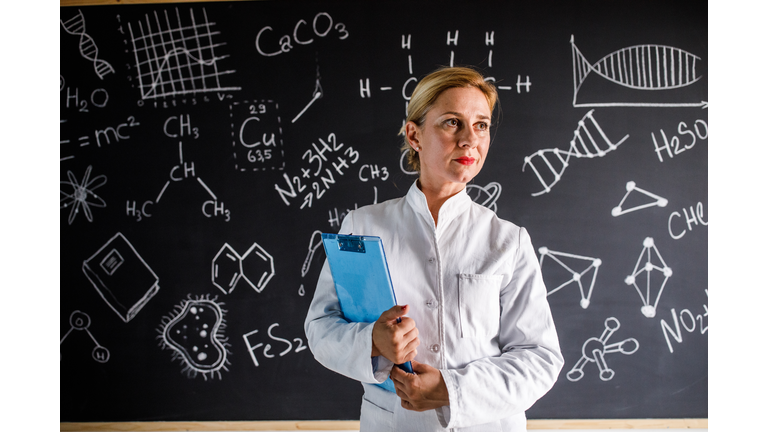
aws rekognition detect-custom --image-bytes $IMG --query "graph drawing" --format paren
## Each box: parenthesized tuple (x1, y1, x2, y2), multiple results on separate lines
(128, 7, 241, 100)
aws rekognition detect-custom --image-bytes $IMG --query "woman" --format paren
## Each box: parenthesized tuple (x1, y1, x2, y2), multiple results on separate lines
(305, 66, 563, 431)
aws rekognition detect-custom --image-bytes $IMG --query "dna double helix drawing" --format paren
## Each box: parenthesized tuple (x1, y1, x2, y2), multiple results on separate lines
(60, 10, 115, 80)
(523, 109, 629, 196)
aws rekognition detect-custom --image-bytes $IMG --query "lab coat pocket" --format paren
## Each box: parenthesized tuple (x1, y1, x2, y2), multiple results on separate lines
(458, 274, 503, 338)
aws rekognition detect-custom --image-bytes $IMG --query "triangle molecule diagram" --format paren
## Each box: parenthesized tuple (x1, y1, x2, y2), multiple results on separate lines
(538, 247, 602, 309)
(611, 181, 668, 217)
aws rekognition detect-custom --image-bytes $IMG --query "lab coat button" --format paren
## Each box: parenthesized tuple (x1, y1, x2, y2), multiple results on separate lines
(426, 299, 438, 309)
(430, 344, 440, 353)
(428, 257, 435, 263)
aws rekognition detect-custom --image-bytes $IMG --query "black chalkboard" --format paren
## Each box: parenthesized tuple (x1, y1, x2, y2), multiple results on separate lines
(60, 0, 707, 422)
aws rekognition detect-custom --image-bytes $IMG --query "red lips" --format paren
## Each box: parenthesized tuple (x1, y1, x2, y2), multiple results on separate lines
(455, 157, 475, 165)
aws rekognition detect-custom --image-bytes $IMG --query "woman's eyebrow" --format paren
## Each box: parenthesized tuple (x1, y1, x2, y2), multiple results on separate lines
(439, 111, 491, 120)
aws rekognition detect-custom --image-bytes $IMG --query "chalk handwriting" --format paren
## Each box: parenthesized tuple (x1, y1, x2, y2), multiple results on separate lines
(660, 290, 708, 353)
(230, 100, 285, 172)
(274, 132, 359, 209)
(652, 119, 708, 162)
(256, 13, 348, 57)
(326, 186, 379, 229)
(668, 201, 707, 240)
(127, 138, 231, 222)
(242, 323, 308, 367)
(62, 85, 109, 112)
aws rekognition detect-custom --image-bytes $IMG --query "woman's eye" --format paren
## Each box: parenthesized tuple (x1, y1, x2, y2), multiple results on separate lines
(446, 119, 458, 127)
(477, 122, 489, 131)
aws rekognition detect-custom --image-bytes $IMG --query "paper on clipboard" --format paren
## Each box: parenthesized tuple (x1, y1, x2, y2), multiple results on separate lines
(321, 233, 413, 393)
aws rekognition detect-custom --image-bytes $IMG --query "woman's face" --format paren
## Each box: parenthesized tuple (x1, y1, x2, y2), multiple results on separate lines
(407, 86, 492, 192)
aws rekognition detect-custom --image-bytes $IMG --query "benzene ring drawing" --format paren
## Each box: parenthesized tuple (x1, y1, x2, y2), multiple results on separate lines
(158, 294, 231, 380)
(624, 237, 672, 318)
(212, 242, 275, 294)
(567, 317, 639, 382)
(539, 247, 601, 309)
(523, 109, 629, 196)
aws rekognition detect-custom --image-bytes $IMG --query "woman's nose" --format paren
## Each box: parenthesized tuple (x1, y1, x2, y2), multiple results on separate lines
(458, 127, 479, 148)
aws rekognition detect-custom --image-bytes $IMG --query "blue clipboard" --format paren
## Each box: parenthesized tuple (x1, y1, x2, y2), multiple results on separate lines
(321, 233, 413, 393)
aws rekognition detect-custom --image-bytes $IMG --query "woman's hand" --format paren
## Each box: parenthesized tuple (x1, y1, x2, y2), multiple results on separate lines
(390, 360, 450, 411)
(371, 305, 420, 364)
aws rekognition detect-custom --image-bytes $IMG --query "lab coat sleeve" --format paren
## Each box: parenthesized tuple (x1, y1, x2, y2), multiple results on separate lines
(436, 227, 564, 428)
(304, 211, 393, 385)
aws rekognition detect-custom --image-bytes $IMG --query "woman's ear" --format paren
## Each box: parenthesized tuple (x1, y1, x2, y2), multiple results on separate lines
(404, 122, 421, 151)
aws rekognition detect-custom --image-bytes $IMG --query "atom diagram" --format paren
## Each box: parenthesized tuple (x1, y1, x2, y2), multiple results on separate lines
(60, 165, 107, 225)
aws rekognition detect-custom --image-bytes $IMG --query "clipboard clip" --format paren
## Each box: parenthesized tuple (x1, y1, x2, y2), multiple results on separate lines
(337, 236, 366, 253)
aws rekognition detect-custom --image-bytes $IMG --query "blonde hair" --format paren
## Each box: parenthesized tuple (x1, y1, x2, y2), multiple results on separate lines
(399, 66, 498, 172)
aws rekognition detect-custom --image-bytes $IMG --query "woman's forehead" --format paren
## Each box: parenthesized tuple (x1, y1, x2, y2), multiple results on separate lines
(430, 87, 491, 117)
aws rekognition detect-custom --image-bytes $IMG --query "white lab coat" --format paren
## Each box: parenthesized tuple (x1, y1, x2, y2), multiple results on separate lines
(305, 181, 563, 431)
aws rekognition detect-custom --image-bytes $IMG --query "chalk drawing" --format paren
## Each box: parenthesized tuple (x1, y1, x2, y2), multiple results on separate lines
(61, 10, 115, 80)
(571, 35, 706, 108)
(60, 165, 107, 225)
(539, 247, 602, 309)
(466, 182, 502, 213)
(301, 230, 324, 278)
(82, 233, 160, 323)
(523, 110, 629, 196)
(158, 294, 231, 380)
(230, 100, 285, 172)
(60, 310, 110, 363)
(128, 8, 241, 100)
(567, 317, 639, 382)
(212, 241, 275, 295)
(624, 237, 673, 318)
(612, 181, 668, 216)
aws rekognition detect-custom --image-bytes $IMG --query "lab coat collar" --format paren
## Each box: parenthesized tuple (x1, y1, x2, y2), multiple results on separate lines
(405, 180, 472, 236)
